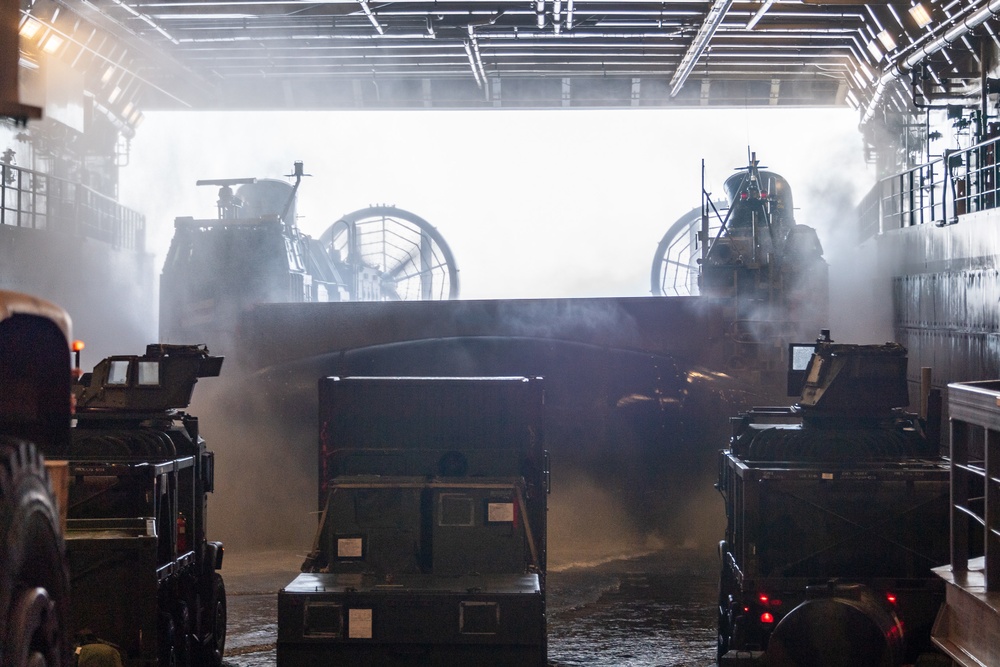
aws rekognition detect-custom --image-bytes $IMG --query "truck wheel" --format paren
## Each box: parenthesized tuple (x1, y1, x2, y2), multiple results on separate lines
(193, 573, 226, 667)
(158, 612, 176, 667)
(0, 439, 70, 667)
(716, 551, 735, 662)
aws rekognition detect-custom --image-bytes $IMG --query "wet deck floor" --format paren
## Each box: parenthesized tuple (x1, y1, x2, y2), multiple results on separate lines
(221, 548, 718, 667)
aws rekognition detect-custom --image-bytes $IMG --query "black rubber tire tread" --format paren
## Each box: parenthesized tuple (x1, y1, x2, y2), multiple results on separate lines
(193, 573, 226, 667)
(0, 437, 71, 667)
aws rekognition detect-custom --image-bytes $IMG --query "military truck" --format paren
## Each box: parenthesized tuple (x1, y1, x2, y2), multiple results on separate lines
(67, 344, 226, 667)
(0, 290, 74, 667)
(716, 335, 951, 666)
(277, 376, 548, 666)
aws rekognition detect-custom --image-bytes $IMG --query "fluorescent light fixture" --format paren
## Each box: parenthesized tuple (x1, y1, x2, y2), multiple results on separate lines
(101, 65, 115, 84)
(359, 1, 384, 35)
(108, 86, 122, 104)
(41, 33, 64, 54)
(463, 41, 482, 87)
(877, 29, 896, 51)
(19, 18, 43, 40)
(909, 3, 932, 28)
(670, 0, 735, 97)
(122, 102, 134, 117)
(746, 0, 775, 31)
(856, 60, 872, 82)
(866, 40, 884, 61)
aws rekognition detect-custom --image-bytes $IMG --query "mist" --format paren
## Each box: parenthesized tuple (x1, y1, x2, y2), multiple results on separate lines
(120, 107, 875, 302)
(116, 107, 881, 559)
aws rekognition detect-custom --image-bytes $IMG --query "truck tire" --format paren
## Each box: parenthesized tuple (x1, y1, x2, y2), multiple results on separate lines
(717, 546, 735, 662)
(0, 438, 70, 667)
(193, 573, 226, 667)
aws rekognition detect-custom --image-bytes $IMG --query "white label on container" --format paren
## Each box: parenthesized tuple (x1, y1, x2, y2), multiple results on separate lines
(348, 608, 373, 639)
(487, 502, 515, 522)
(337, 537, 363, 558)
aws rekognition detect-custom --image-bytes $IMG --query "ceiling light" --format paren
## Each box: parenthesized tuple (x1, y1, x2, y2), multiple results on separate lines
(41, 33, 64, 54)
(670, 0, 735, 97)
(359, 1, 384, 35)
(746, 0, 776, 31)
(909, 3, 932, 28)
(108, 86, 122, 104)
(877, 30, 896, 51)
(101, 65, 115, 84)
(866, 40, 884, 61)
(19, 18, 43, 40)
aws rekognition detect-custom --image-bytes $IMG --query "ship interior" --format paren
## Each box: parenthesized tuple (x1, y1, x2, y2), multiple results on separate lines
(3, 1, 1000, 666)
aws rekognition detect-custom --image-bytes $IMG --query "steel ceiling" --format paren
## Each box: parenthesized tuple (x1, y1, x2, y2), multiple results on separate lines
(19, 0, 1000, 113)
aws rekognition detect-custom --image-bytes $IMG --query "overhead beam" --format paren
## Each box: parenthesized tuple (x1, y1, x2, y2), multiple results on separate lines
(669, 0, 735, 97)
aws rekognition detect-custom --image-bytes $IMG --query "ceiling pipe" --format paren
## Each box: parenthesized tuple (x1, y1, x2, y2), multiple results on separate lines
(104, 0, 178, 44)
(669, 0, 735, 97)
(860, 0, 1000, 127)
(746, 0, 776, 31)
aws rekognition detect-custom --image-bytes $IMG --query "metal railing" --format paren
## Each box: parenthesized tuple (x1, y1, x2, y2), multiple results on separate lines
(0, 162, 145, 251)
(947, 380, 1000, 592)
(859, 133, 1000, 240)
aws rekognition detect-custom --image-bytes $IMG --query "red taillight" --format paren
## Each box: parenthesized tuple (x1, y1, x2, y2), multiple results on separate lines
(758, 594, 769, 605)
(761, 612, 775, 624)
(886, 593, 897, 604)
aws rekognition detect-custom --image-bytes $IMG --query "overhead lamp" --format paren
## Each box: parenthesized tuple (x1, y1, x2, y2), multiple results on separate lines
(108, 86, 122, 104)
(746, 0, 775, 31)
(856, 60, 872, 81)
(359, 1, 384, 35)
(877, 29, 896, 51)
(866, 40, 884, 61)
(670, 0, 735, 97)
(41, 32, 64, 54)
(122, 101, 134, 118)
(909, 3, 932, 29)
(463, 41, 482, 88)
(19, 17, 43, 40)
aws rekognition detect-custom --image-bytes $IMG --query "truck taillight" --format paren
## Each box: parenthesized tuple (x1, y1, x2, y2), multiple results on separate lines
(760, 612, 774, 624)
(886, 592, 897, 604)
